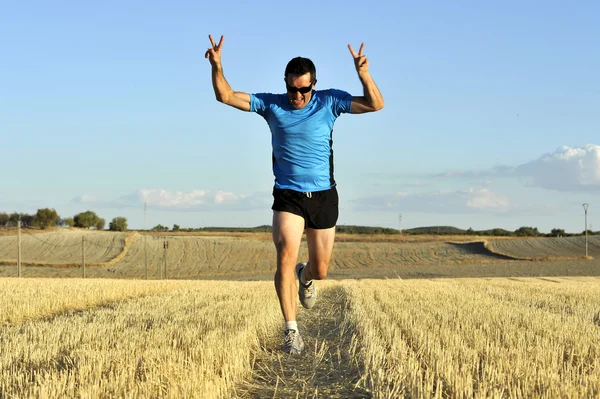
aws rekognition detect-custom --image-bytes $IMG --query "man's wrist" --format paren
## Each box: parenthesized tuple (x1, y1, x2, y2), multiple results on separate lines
(357, 70, 371, 82)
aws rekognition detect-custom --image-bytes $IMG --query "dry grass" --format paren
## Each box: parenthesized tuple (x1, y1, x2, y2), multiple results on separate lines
(2, 277, 600, 397)
(0, 279, 183, 325)
(0, 279, 281, 398)
(344, 277, 600, 398)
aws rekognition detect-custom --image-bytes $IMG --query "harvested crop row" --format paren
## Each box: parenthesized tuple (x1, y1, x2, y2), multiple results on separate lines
(0, 281, 280, 399)
(0, 278, 197, 325)
(343, 278, 600, 398)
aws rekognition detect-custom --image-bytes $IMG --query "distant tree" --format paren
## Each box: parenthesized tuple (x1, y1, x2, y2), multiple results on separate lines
(172, 224, 180, 231)
(64, 217, 75, 227)
(109, 217, 128, 232)
(491, 228, 509, 236)
(21, 214, 34, 227)
(152, 224, 169, 231)
(8, 212, 33, 227)
(550, 228, 566, 237)
(0, 212, 8, 226)
(74, 211, 101, 229)
(514, 226, 540, 237)
(95, 218, 106, 231)
(34, 208, 59, 229)
(466, 227, 474, 235)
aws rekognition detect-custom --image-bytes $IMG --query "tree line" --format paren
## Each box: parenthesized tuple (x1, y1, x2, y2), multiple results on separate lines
(0, 209, 128, 231)
(404, 225, 596, 237)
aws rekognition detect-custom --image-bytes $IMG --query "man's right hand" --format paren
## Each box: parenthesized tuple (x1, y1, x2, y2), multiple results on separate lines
(205, 35, 223, 67)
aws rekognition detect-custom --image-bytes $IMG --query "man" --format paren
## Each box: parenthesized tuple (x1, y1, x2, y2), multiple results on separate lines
(205, 35, 384, 354)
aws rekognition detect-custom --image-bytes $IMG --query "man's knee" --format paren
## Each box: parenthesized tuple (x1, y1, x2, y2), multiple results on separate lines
(310, 260, 329, 280)
(274, 242, 298, 267)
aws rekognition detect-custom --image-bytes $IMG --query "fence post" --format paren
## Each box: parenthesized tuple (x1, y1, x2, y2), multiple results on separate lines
(158, 236, 162, 279)
(163, 239, 168, 279)
(17, 220, 22, 278)
(82, 236, 86, 278)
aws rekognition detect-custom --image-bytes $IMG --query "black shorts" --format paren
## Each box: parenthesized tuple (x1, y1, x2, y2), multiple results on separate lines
(272, 187, 339, 229)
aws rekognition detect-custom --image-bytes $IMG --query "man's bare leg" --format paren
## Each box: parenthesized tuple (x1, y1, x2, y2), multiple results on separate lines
(303, 226, 336, 282)
(272, 211, 305, 322)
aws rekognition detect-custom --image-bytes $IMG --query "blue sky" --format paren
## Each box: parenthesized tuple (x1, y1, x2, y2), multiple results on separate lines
(1, 1, 598, 233)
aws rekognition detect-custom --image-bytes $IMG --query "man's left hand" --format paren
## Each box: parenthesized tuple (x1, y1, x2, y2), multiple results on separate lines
(348, 43, 369, 76)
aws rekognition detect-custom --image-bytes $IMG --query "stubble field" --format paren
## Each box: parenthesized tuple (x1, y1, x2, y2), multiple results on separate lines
(1, 229, 599, 397)
(1, 277, 599, 398)
(0, 229, 598, 280)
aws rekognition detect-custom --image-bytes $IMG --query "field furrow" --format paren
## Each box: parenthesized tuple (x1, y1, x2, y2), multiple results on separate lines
(487, 236, 600, 259)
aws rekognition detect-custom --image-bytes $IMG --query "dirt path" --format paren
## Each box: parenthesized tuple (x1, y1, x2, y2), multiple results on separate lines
(237, 284, 370, 398)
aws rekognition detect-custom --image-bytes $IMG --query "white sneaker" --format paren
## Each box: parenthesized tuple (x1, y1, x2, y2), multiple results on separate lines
(283, 329, 304, 354)
(295, 262, 317, 309)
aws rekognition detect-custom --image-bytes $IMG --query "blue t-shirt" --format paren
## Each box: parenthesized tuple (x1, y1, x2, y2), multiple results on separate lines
(250, 89, 353, 192)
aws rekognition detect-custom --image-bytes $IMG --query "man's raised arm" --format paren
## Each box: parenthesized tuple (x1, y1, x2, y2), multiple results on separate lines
(205, 35, 251, 112)
(348, 43, 384, 114)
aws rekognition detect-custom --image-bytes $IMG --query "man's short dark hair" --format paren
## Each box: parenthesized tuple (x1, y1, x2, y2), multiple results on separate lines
(285, 57, 316, 82)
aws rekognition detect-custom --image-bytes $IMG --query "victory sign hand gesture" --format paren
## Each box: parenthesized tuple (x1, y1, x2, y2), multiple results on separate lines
(348, 43, 369, 76)
(205, 35, 224, 67)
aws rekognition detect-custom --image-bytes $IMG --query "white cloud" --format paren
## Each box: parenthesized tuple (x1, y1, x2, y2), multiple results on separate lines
(352, 188, 510, 213)
(138, 189, 210, 208)
(465, 188, 509, 210)
(71, 194, 97, 204)
(421, 144, 600, 193)
(73, 189, 270, 211)
(515, 144, 600, 192)
(434, 165, 514, 179)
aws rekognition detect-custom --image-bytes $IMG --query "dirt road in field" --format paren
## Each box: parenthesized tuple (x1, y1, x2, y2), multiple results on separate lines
(237, 284, 370, 398)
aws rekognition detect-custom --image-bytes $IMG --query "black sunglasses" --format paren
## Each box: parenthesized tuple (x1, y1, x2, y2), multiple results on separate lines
(286, 83, 314, 94)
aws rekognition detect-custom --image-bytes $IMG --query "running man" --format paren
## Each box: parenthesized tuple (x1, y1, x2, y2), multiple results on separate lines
(205, 35, 384, 354)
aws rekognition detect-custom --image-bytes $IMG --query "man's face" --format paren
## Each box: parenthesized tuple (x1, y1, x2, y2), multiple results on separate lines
(285, 72, 315, 110)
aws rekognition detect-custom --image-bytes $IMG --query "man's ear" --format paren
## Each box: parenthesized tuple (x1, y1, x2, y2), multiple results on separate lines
(313, 79, 317, 87)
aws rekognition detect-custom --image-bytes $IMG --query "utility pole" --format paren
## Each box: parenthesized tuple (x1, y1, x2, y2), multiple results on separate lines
(398, 213, 402, 234)
(17, 219, 22, 277)
(82, 235, 86, 278)
(583, 203, 589, 257)
(144, 202, 148, 280)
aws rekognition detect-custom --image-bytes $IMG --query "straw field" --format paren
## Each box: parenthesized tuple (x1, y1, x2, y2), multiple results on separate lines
(2, 277, 599, 398)
(0, 279, 281, 398)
